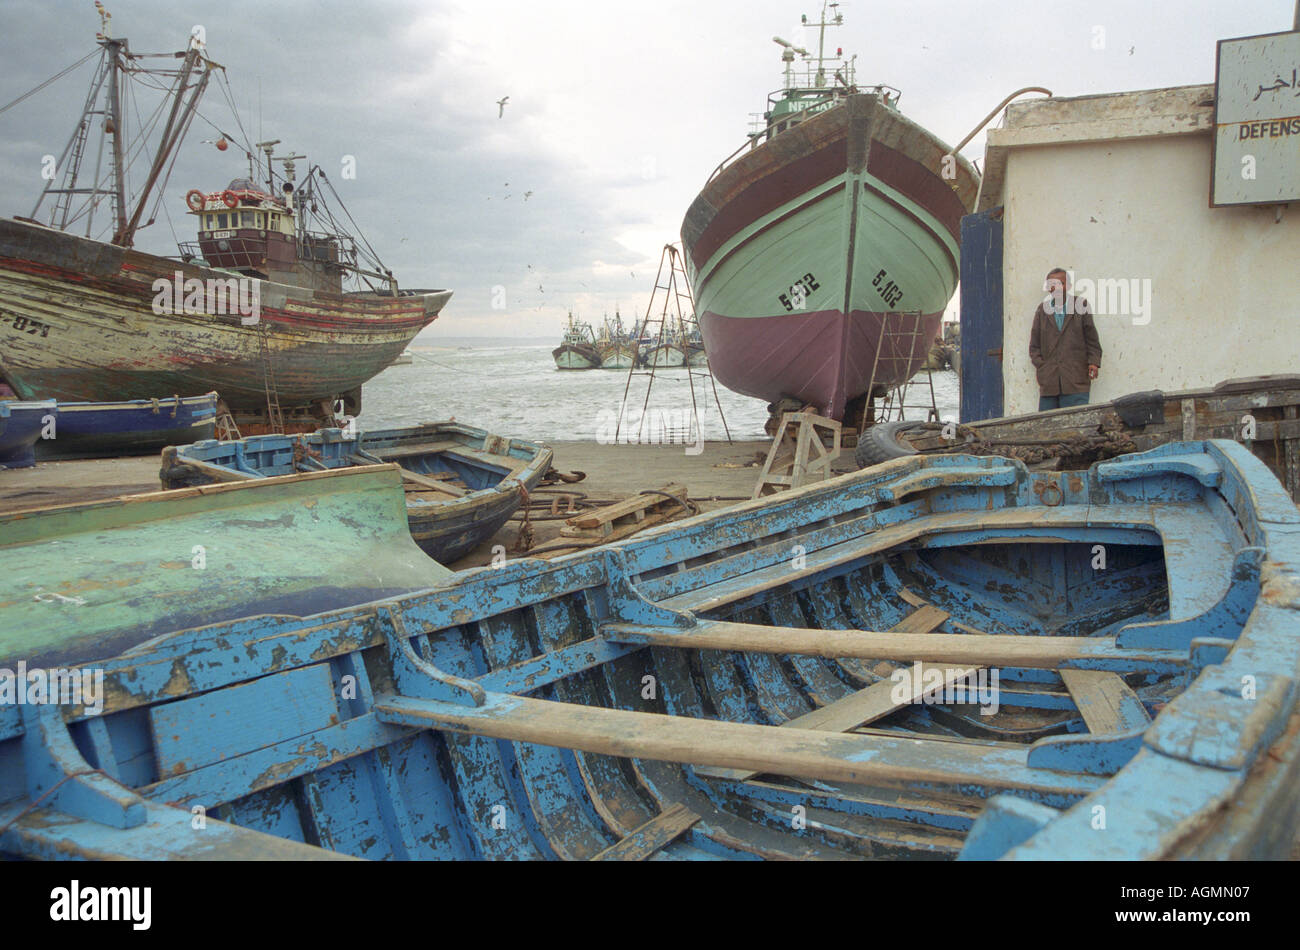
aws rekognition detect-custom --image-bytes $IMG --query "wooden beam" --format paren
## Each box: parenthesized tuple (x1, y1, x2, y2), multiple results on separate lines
(601, 620, 1186, 673)
(1059, 669, 1151, 735)
(373, 691, 1103, 798)
(589, 802, 701, 860)
(699, 663, 980, 782)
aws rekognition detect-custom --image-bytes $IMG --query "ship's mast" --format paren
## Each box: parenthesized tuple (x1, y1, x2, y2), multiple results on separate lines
(806, 2, 844, 88)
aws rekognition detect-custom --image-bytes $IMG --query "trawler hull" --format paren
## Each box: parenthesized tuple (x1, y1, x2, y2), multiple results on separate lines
(598, 342, 637, 369)
(552, 344, 601, 369)
(682, 94, 978, 420)
(0, 218, 450, 411)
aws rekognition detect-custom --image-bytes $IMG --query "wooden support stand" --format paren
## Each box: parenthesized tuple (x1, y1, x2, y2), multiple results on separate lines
(752, 411, 841, 499)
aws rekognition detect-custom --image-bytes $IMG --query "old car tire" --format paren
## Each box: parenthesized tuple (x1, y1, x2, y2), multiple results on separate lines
(854, 420, 922, 469)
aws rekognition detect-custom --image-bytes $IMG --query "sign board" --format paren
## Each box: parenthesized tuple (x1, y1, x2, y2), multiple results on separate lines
(1212, 30, 1300, 206)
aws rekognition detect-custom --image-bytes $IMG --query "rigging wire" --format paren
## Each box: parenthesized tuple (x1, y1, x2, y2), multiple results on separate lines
(0, 49, 98, 116)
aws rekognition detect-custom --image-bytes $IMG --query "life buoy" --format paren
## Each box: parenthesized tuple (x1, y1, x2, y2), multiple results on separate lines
(185, 189, 205, 212)
(221, 190, 239, 209)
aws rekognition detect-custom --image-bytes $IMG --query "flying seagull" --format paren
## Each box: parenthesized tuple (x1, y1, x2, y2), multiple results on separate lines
(496, 96, 510, 118)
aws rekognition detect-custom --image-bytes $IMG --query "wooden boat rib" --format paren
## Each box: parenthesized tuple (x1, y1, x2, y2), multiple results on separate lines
(161, 422, 553, 565)
(2, 440, 1298, 859)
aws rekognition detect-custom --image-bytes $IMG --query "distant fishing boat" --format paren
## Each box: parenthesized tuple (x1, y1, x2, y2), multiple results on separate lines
(161, 421, 552, 565)
(0, 13, 451, 423)
(682, 326, 708, 366)
(680, 4, 979, 421)
(391, 350, 415, 366)
(0, 399, 55, 468)
(3, 440, 1298, 859)
(597, 312, 638, 369)
(33, 392, 217, 461)
(552, 312, 602, 370)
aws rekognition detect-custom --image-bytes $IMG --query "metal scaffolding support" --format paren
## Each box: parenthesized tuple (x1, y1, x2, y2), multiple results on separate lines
(616, 244, 731, 447)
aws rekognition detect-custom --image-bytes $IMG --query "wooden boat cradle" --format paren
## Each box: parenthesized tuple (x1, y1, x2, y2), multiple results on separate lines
(3, 440, 1299, 860)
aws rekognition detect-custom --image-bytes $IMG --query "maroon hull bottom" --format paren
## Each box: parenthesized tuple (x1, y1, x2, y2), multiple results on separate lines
(701, 309, 944, 421)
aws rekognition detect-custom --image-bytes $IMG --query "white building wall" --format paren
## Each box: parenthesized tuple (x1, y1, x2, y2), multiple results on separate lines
(1000, 132, 1300, 417)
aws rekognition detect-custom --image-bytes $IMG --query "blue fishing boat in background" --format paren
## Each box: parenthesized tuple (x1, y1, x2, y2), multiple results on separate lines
(0, 399, 56, 468)
(1, 439, 1296, 860)
(33, 392, 218, 461)
(160, 421, 552, 565)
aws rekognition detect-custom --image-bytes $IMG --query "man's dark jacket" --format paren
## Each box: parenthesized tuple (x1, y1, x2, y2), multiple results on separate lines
(1028, 295, 1103, 396)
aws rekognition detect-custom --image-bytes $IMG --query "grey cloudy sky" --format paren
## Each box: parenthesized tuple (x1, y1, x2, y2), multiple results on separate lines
(1, 0, 1294, 340)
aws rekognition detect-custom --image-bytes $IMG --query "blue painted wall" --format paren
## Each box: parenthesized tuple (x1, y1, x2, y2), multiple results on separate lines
(959, 207, 1004, 422)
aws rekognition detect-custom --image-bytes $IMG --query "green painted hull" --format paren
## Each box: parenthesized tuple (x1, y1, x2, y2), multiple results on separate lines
(0, 466, 449, 668)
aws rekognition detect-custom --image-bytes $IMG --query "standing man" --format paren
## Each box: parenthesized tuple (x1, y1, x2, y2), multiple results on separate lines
(1028, 267, 1102, 411)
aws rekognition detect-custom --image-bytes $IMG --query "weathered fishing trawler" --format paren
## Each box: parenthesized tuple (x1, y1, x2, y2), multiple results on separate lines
(680, 4, 979, 421)
(160, 422, 553, 565)
(597, 313, 639, 369)
(2, 440, 1297, 859)
(552, 313, 602, 370)
(0, 11, 451, 426)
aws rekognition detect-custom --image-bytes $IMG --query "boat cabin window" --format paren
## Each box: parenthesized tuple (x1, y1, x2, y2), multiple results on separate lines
(205, 214, 214, 229)
(217, 213, 228, 229)
(241, 212, 256, 228)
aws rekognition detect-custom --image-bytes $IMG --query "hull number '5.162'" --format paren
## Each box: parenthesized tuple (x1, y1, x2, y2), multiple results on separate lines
(873, 269, 903, 308)
(778, 273, 820, 312)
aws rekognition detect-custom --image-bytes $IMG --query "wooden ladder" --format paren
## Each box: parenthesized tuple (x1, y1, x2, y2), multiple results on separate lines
(752, 411, 841, 498)
(257, 320, 285, 434)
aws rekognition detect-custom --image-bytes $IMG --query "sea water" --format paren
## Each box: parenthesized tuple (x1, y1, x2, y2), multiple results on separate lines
(361, 339, 961, 444)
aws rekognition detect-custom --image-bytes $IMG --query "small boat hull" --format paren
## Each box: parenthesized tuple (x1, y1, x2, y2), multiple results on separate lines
(0, 399, 56, 468)
(34, 392, 218, 460)
(161, 422, 553, 565)
(3, 440, 1297, 861)
(881, 374, 1300, 502)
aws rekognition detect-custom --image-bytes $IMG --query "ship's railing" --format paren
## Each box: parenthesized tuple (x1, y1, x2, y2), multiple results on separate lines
(704, 83, 902, 186)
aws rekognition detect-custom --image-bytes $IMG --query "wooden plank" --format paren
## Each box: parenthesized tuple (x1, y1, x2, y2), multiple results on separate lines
(348, 460, 470, 499)
(150, 663, 339, 777)
(373, 691, 1104, 799)
(893, 604, 950, 633)
(589, 802, 702, 860)
(1059, 669, 1151, 735)
(562, 485, 688, 538)
(602, 619, 1185, 673)
(699, 663, 981, 782)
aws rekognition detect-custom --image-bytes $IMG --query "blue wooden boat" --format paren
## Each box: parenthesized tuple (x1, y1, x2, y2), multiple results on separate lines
(33, 392, 218, 460)
(1, 440, 1297, 860)
(0, 399, 56, 468)
(160, 421, 553, 565)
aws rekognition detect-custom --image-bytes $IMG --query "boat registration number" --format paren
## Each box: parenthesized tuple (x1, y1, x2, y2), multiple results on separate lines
(211, 230, 236, 239)
(873, 269, 904, 308)
(7, 315, 51, 338)
(778, 272, 820, 311)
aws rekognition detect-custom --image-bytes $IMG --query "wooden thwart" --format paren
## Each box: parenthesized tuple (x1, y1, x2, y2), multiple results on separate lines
(373, 691, 1102, 797)
(601, 619, 1184, 672)
(589, 802, 702, 860)
(699, 663, 980, 783)
(1059, 669, 1151, 734)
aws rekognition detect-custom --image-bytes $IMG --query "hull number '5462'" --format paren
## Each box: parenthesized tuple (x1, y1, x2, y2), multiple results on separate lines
(778, 273, 820, 312)
(873, 269, 903, 308)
